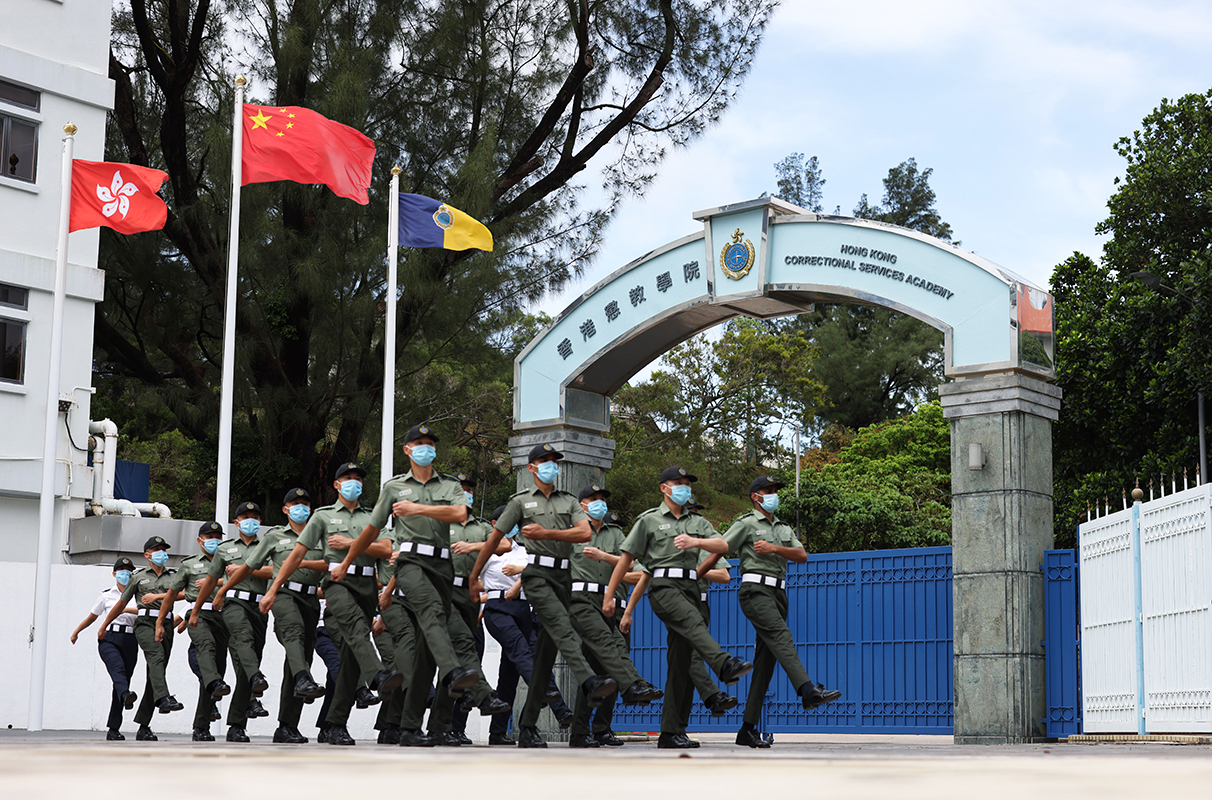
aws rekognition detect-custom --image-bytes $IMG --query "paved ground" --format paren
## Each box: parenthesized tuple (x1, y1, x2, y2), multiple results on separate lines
(3, 730, 1211, 800)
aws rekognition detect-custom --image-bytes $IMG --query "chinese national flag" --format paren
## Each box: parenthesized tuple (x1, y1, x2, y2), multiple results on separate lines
(68, 160, 169, 233)
(241, 104, 376, 204)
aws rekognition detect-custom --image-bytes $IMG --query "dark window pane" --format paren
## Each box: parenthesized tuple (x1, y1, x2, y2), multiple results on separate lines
(0, 79, 39, 111)
(5, 117, 37, 181)
(0, 284, 27, 309)
(0, 319, 24, 383)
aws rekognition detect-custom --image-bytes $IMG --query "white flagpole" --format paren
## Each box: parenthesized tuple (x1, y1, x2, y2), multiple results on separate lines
(381, 166, 401, 482)
(28, 122, 77, 731)
(215, 76, 246, 523)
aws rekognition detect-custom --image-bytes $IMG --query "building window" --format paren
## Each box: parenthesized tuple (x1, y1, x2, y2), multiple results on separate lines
(0, 79, 40, 111)
(0, 318, 25, 384)
(0, 79, 39, 183)
(0, 283, 28, 310)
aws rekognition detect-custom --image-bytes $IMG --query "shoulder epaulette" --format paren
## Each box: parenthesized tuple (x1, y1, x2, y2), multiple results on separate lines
(635, 506, 662, 519)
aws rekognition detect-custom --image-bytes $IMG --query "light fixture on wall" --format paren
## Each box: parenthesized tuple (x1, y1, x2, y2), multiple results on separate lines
(969, 443, 985, 471)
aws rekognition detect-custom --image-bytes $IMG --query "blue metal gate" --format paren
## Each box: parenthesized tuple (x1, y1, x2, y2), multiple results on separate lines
(1043, 548, 1081, 737)
(612, 546, 954, 734)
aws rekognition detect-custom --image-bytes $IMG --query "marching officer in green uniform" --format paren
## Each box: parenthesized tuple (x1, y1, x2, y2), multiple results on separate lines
(603, 465, 754, 749)
(162, 522, 231, 740)
(372, 542, 415, 745)
(335, 425, 479, 748)
(264, 462, 403, 746)
(426, 472, 511, 745)
(724, 476, 842, 747)
(568, 484, 662, 748)
(98, 535, 184, 740)
(468, 443, 619, 749)
(191, 501, 271, 742)
(216, 488, 327, 744)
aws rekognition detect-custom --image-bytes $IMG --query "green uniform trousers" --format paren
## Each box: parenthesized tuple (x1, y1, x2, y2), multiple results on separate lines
(132, 618, 173, 726)
(272, 588, 320, 728)
(428, 587, 493, 733)
(188, 610, 229, 729)
(325, 576, 384, 727)
(570, 593, 637, 735)
(648, 578, 730, 734)
(399, 555, 461, 731)
(374, 599, 415, 732)
(739, 582, 812, 725)
(519, 566, 597, 728)
(221, 598, 267, 727)
(689, 599, 722, 704)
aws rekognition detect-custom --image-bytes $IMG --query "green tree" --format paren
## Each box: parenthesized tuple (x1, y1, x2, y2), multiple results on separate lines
(772, 152, 825, 212)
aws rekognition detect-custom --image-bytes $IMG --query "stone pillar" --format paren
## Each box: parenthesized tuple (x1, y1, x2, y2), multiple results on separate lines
(507, 426, 616, 493)
(938, 372, 1061, 744)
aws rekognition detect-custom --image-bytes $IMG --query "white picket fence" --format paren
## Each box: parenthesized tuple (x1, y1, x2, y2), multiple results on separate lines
(1078, 483, 1212, 733)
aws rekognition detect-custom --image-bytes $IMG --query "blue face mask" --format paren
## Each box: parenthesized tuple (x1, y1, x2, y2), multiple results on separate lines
(536, 461, 559, 484)
(410, 444, 437, 467)
(150, 550, 169, 567)
(339, 480, 363, 501)
(115, 570, 132, 586)
(667, 484, 693, 507)
(760, 493, 780, 513)
(239, 518, 260, 536)
(586, 500, 608, 520)
(288, 504, 311, 524)
(202, 538, 220, 555)
(464, 492, 474, 507)
(506, 525, 519, 540)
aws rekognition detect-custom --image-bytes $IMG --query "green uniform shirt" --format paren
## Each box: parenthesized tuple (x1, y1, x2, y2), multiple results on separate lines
(207, 535, 268, 595)
(571, 520, 633, 601)
(450, 515, 493, 578)
(120, 565, 178, 612)
(697, 554, 731, 594)
(368, 469, 468, 549)
(621, 502, 720, 572)
(497, 485, 587, 561)
(298, 499, 383, 583)
(246, 524, 325, 586)
(722, 509, 803, 581)
(170, 553, 215, 603)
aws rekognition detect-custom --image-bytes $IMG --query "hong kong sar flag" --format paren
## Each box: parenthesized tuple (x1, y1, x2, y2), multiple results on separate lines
(68, 160, 169, 233)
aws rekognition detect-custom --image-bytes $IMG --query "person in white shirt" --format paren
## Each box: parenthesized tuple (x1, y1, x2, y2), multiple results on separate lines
(71, 557, 140, 740)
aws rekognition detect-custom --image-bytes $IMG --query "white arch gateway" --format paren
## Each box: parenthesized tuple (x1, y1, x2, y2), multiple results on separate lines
(511, 197, 1061, 744)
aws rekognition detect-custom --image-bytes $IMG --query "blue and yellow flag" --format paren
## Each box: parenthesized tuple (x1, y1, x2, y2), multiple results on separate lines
(398, 193, 493, 251)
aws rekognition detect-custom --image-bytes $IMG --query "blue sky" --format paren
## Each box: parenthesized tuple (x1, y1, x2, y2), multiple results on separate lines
(538, 0, 1212, 322)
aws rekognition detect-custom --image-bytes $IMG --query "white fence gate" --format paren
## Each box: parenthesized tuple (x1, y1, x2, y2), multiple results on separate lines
(1078, 483, 1212, 733)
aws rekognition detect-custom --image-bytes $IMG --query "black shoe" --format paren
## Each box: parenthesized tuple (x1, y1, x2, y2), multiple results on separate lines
(441, 667, 479, 698)
(293, 672, 324, 700)
(207, 679, 231, 701)
(210, 707, 222, 722)
(656, 732, 699, 749)
(226, 726, 249, 743)
(555, 707, 574, 729)
(370, 669, 403, 699)
(801, 682, 843, 710)
(191, 727, 214, 742)
(458, 691, 475, 713)
(488, 733, 516, 746)
(273, 725, 308, 744)
(246, 698, 269, 718)
(705, 691, 739, 716)
(594, 730, 625, 747)
(250, 671, 269, 697)
(106, 728, 124, 741)
(581, 675, 618, 709)
(719, 656, 754, 686)
(120, 690, 137, 710)
(569, 733, 600, 748)
(517, 725, 547, 748)
(398, 729, 436, 747)
(456, 732, 473, 746)
(377, 725, 401, 745)
(135, 725, 157, 741)
(621, 679, 663, 705)
(736, 727, 771, 748)
(327, 724, 355, 746)
(478, 691, 511, 716)
(355, 686, 380, 709)
(317, 727, 330, 744)
(434, 731, 462, 747)
(156, 695, 184, 714)
(544, 687, 562, 704)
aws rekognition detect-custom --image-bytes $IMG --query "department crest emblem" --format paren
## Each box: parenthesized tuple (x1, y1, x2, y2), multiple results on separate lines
(720, 228, 755, 280)
(433, 204, 454, 230)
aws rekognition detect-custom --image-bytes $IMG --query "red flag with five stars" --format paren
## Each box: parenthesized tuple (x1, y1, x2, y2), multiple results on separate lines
(68, 160, 168, 233)
(241, 104, 376, 204)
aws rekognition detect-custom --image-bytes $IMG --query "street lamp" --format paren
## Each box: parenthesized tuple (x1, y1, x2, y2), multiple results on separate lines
(1131, 271, 1208, 484)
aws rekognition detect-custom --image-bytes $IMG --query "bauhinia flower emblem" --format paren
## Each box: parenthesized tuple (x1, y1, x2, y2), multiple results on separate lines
(96, 170, 139, 219)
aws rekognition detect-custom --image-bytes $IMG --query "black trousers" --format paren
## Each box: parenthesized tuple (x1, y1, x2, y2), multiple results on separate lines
(313, 625, 341, 731)
(98, 631, 138, 731)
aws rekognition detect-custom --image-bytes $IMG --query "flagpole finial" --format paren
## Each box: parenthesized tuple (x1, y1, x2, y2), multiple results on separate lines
(63, 122, 77, 136)
(235, 75, 247, 87)
(391, 165, 402, 176)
